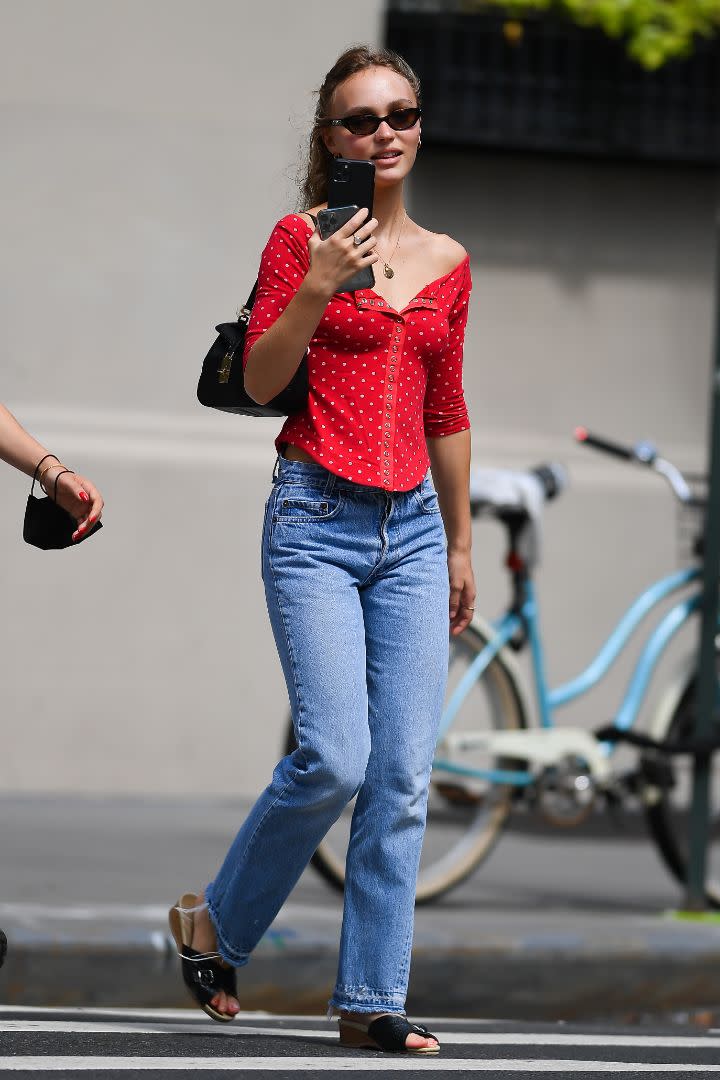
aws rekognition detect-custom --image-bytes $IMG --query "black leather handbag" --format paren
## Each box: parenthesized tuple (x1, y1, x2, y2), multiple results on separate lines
(198, 216, 318, 417)
(196, 280, 309, 417)
(197, 216, 315, 416)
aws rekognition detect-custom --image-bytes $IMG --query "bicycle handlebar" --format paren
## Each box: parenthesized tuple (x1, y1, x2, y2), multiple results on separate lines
(574, 426, 695, 504)
(531, 463, 567, 501)
(574, 427, 638, 462)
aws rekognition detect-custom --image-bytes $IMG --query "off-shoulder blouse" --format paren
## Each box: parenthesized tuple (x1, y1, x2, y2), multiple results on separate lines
(243, 214, 471, 491)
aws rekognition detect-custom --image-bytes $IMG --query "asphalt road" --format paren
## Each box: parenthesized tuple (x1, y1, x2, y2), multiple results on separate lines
(0, 792, 682, 911)
(1, 1006, 719, 1078)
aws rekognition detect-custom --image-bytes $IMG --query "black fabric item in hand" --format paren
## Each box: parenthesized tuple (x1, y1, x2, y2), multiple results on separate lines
(23, 466, 103, 550)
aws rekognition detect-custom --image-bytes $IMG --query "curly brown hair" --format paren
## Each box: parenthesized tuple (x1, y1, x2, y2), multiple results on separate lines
(298, 45, 421, 211)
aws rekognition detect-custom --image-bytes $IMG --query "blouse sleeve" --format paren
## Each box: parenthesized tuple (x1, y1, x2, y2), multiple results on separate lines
(423, 258, 472, 438)
(242, 216, 311, 370)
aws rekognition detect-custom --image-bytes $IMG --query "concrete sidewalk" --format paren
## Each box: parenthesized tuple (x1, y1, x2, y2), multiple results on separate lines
(2, 794, 720, 1021)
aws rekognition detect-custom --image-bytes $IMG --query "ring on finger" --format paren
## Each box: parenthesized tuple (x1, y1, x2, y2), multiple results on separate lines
(353, 234, 364, 246)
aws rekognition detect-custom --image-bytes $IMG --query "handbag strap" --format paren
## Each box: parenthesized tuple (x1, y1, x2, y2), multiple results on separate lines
(239, 214, 318, 325)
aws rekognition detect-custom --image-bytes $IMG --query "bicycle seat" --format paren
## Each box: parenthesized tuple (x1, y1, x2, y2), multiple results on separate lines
(469, 464, 567, 568)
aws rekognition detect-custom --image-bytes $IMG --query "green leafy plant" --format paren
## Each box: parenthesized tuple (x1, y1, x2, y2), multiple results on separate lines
(462, 0, 720, 68)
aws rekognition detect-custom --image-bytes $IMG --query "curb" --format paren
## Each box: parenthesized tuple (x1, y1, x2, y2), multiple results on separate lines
(3, 908, 720, 1020)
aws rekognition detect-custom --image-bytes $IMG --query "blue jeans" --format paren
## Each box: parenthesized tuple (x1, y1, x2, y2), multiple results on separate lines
(206, 456, 449, 1014)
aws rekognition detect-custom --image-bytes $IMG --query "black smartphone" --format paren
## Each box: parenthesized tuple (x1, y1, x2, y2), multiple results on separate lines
(316, 204, 375, 292)
(327, 157, 375, 222)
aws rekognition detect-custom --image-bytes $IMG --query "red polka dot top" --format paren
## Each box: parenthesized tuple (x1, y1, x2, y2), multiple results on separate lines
(243, 214, 472, 492)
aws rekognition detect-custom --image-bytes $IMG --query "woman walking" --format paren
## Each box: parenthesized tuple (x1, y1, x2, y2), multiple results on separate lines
(170, 44, 475, 1055)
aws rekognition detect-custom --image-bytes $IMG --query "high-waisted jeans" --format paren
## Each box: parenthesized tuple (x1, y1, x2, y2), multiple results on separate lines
(205, 456, 449, 1014)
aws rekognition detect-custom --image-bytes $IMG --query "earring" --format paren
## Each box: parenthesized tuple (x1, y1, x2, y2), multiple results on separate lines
(418, 137, 422, 149)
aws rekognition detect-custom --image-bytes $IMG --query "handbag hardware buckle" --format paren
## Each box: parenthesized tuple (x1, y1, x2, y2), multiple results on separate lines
(218, 303, 251, 383)
(218, 347, 235, 384)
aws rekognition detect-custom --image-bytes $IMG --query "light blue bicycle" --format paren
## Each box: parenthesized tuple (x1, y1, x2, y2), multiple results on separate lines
(300, 429, 718, 903)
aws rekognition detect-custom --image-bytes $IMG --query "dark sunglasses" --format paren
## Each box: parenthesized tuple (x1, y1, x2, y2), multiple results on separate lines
(321, 107, 421, 137)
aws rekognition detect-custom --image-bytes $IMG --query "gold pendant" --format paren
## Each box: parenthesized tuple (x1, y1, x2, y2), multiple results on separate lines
(383, 263, 394, 279)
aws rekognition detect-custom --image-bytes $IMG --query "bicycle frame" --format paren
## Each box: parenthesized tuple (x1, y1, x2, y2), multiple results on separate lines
(433, 566, 702, 787)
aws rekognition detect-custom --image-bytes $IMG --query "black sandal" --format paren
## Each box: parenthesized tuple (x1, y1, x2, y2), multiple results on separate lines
(168, 893, 238, 1024)
(338, 1013, 440, 1054)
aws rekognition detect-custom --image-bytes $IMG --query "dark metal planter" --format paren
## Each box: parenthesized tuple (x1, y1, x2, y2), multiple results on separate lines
(385, 2, 720, 164)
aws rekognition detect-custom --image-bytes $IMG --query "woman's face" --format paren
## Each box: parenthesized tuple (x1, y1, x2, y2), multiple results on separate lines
(322, 66, 421, 189)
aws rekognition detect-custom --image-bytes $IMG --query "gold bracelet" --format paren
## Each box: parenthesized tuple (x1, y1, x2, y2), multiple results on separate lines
(39, 461, 67, 492)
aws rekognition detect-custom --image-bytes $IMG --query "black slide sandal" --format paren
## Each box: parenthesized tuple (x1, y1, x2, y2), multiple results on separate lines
(339, 1013, 440, 1053)
(168, 893, 238, 1023)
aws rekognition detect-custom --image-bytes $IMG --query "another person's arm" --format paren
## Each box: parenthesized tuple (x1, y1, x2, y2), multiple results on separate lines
(0, 403, 104, 541)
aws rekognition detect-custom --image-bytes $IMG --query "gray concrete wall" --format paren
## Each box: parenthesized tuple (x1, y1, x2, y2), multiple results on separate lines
(0, 0, 713, 796)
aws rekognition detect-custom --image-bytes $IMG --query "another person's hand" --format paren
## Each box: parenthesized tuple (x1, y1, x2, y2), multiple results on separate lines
(0, 405, 105, 544)
(44, 466, 104, 543)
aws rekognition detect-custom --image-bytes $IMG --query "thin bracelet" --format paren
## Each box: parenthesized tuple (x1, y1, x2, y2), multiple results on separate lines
(39, 461, 67, 492)
(39, 460, 65, 482)
(33, 453, 60, 483)
(39, 462, 66, 488)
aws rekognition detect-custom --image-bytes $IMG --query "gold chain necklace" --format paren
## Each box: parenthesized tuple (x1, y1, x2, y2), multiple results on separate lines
(376, 210, 406, 279)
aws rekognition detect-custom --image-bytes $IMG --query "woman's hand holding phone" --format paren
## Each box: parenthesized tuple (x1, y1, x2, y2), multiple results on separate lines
(306, 207, 378, 297)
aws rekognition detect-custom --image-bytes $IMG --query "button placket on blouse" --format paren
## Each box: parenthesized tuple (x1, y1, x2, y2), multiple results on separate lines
(381, 315, 405, 487)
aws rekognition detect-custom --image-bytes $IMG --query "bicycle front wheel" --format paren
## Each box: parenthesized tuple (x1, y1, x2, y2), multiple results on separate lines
(643, 658, 720, 907)
(284, 619, 527, 904)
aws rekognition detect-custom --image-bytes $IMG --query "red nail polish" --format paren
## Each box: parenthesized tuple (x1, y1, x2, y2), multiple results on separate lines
(78, 491, 89, 502)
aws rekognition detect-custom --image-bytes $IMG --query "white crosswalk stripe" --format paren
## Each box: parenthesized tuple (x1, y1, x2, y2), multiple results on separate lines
(1, 1020, 720, 1048)
(0, 1057, 716, 1072)
(0, 1009, 717, 1075)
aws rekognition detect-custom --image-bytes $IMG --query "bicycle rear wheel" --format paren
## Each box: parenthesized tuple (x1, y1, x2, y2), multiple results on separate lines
(283, 619, 528, 904)
(643, 658, 720, 907)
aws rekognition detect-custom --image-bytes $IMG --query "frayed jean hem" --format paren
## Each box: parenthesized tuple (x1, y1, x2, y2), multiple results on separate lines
(329, 990, 406, 1015)
(205, 888, 250, 969)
